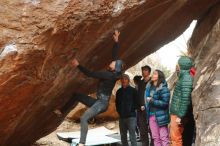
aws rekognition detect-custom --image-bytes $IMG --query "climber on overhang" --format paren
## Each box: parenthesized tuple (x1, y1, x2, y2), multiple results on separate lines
(55, 30, 123, 146)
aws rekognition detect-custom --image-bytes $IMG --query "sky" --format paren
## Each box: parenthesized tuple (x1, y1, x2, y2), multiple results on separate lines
(155, 20, 197, 71)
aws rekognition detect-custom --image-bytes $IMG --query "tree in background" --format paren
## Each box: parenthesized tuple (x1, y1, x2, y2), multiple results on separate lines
(126, 53, 172, 81)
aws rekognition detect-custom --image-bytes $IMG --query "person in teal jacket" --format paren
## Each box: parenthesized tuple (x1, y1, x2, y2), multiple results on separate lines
(145, 70, 170, 146)
(170, 56, 194, 146)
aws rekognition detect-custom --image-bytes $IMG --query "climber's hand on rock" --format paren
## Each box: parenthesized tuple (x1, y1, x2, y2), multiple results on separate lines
(113, 30, 120, 42)
(72, 59, 79, 67)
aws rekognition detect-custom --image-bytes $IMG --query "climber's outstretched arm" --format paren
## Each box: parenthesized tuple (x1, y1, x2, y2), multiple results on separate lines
(72, 59, 113, 80)
(112, 30, 120, 61)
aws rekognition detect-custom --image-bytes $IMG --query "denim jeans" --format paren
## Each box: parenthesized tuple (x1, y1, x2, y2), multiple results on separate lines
(60, 93, 109, 144)
(119, 117, 137, 146)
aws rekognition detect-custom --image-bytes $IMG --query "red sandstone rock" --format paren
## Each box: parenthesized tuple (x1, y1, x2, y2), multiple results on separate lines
(67, 94, 119, 122)
(0, 0, 219, 145)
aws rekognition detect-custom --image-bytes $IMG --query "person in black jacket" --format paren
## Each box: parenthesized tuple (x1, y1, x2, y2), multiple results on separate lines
(133, 75, 142, 138)
(137, 65, 154, 146)
(116, 74, 137, 146)
(55, 30, 123, 146)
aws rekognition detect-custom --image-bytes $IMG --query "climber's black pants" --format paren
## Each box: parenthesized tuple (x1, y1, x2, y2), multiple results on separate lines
(61, 93, 109, 144)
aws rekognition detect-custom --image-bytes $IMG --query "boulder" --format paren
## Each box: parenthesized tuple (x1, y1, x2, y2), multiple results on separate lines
(0, 0, 219, 145)
(189, 3, 220, 146)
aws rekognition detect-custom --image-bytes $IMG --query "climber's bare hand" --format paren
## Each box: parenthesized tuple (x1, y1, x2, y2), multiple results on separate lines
(72, 59, 79, 67)
(141, 106, 145, 111)
(176, 117, 181, 125)
(113, 30, 120, 42)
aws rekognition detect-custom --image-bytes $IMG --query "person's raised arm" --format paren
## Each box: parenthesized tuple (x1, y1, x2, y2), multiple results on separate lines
(72, 59, 113, 80)
(112, 30, 120, 60)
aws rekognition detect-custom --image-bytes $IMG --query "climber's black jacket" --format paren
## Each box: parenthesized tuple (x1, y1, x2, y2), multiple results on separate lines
(77, 42, 121, 101)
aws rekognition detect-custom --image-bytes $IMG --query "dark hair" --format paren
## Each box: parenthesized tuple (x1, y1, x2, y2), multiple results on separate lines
(151, 70, 165, 87)
(141, 65, 151, 73)
(133, 75, 142, 83)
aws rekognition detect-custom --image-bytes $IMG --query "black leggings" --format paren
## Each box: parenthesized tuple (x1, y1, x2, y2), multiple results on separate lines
(60, 93, 109, 144)
(137, 109, 154, 146)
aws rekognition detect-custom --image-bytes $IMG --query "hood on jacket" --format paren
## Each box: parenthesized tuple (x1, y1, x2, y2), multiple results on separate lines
(178, 56, 193, 71)
(156, 80, 168, 91)
(146, 80, 168, 92)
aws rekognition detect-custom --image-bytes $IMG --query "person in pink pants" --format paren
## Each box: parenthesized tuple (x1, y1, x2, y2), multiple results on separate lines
(145, 70, 170, 146)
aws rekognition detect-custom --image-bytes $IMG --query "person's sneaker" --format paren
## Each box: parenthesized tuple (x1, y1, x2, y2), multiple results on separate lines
(53, 109, 63, 117)
(71, 142, 84, 146)
(136, 136, 141, 142)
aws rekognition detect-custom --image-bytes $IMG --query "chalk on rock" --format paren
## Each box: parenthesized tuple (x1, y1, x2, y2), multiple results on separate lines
(0, 44, 18, 58)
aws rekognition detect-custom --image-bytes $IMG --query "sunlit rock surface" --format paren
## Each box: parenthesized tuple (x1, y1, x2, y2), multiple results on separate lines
(0, 0, 219, 145)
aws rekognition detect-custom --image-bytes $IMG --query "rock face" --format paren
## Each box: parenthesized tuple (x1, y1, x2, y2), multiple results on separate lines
(0, 0, 219, 146)
(188, 3, 220, 146)
(67, 95, 119, 122)
(67, 82, 121, 121)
